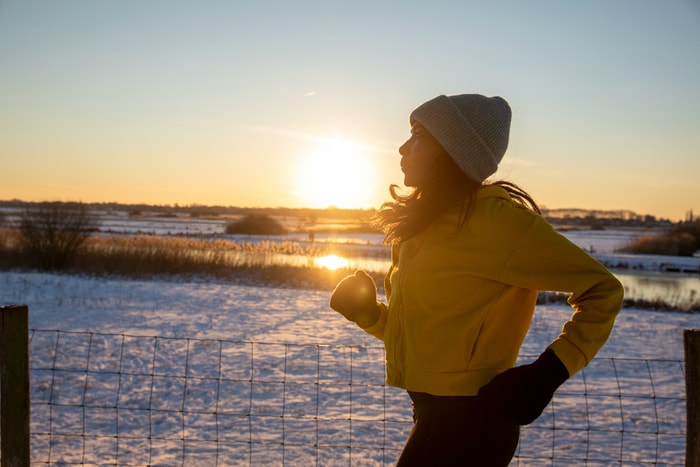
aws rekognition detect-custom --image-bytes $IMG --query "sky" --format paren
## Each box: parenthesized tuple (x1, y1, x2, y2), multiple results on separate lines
(0, 1, 698, 221)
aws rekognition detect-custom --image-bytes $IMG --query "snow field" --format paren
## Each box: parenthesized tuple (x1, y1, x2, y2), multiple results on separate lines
(3, 271, 699, 465)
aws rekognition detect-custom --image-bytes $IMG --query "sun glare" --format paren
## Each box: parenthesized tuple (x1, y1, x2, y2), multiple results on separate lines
(314, 255, 349, 271)
(296, 138, 376, 209)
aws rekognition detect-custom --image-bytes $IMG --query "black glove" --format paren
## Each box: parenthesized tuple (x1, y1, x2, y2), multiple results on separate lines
(477, 349, 569, 425)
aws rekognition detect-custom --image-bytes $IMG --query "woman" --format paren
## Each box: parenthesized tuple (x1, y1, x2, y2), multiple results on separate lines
(329, 94, 624, 466)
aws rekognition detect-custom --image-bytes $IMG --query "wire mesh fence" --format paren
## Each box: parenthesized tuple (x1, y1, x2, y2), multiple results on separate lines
(26, 329, 686, 466)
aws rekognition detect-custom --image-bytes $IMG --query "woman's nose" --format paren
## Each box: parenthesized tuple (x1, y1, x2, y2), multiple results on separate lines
(399, 140, 409, 156)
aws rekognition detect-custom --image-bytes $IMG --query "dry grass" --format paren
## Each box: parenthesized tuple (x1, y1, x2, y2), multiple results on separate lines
(620, 220, 700, 256)
(0, 230, 383, 291)
(538, 291, 700, 313)
(621, 233, 696, 256)
(76, 235, 321, 272)
(2, 228, 697, 310)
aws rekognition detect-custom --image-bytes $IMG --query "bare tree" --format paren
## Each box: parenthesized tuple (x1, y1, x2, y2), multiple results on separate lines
(18, 202, 99, 270)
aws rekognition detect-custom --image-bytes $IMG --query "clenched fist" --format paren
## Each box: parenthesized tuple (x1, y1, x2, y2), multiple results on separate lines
(330, 270, 380, 328)
(478, 349, 569, 425)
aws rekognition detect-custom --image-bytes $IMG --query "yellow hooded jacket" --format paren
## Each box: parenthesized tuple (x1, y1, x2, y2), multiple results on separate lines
(362, 185, 624, 396)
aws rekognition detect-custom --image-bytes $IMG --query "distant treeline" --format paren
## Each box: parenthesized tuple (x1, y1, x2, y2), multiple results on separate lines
(0, 199, 375, 223)
(541, 210, 673, 229)
(0, 199, 680, 228)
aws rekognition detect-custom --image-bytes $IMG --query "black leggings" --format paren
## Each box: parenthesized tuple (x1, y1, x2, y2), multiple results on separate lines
(397, 392, 519, 467)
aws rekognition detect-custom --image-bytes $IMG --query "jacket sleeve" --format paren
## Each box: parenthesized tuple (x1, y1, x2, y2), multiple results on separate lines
(498, 214, 624, 376)
(359, 243, 398, 341)
(361, 301, 389, 341)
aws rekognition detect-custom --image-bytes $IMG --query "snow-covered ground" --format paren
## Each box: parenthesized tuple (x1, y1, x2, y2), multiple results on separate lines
(2, 270, 698, 466)
(2, 219, 699, 465)
(2, 272, 696, 358)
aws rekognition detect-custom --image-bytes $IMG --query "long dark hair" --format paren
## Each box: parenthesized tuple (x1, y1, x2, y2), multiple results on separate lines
(373, 153, 540, 244)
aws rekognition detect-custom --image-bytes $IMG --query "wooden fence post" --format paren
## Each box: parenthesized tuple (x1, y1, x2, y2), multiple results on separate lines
(0, 304, 30, 467)
(686, 329, 700, 467)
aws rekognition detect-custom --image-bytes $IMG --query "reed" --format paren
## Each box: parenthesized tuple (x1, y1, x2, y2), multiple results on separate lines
(538, 290, 699, 313)
(621, 219, 700, 256)
(74, 235, 324, 273)
(0, 231, 383, 290)
(1, 229, 696, 311)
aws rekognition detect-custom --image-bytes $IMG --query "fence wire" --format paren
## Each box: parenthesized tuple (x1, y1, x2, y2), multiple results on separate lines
(27, 329, 686, 466)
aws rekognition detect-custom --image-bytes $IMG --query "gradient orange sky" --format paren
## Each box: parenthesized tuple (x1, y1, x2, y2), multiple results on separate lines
(1, 1, 698, 221)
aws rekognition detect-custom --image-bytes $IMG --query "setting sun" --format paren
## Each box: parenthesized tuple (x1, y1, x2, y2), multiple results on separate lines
(295, 138, 376, 209)
(314, 254, 349, 270)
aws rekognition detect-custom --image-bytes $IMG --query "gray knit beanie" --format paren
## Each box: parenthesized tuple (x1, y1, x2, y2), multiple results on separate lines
(409, 94, 512, 183)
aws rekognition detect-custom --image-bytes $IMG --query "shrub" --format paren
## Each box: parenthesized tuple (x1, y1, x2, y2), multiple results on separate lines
(623, 233, 696, 256)
(670, 219, 700, 251)
(0, 228, 21, 268)
(18, 201, 99, 270)
(226, 214, 287, 235)
(621, 220, 700, 256)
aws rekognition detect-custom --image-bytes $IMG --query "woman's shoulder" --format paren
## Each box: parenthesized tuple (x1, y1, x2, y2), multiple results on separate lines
(474, 185, 540, 222)
(476, 184, 510, 200)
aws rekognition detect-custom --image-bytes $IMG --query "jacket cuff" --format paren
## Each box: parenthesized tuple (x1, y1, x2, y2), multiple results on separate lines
(547, 338, 589, 376)
(361, 301, 388, 340)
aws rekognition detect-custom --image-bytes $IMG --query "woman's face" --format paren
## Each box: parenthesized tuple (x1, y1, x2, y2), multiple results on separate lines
(399, 123, 448, 187)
